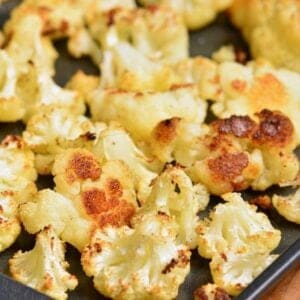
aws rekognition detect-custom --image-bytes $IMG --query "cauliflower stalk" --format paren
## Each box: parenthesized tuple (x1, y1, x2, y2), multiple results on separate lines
(141, 165, 209, 248)
(272, 188, 300, 224)
(9, 226, 78, 300)
(82, 212, 191, 300)
(197, 193, 281, 259)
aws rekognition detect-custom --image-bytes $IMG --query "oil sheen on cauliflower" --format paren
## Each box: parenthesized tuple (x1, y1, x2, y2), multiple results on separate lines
(92, 122, 159, 203)
(197, 193, 281, 259)
(9, 226, 78, 300)
(89, 85, 207, 141)
(82, 212, 191, 300)
(53, 148, 138, 229)
(210, 249, 278, 296)
(140, 164, 209, 248)
(0, 191, 21, 252)
(23, 107, 98, 174)
(139, 0, 233, 29)
(272, 188, 300, 224)
(86, 5, 188, 64)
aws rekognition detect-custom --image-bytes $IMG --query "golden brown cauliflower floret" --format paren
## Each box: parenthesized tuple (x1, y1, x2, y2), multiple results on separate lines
(9, 226, 78, 300)
(0, 191, 21, 253)
(89, 85, 207, 141)
(210, 60, 300, 145)
(53, 148, 137, 230)
(194, 283, 230, 300)
(272, 188, 300, 224)
(81, 212, 191, 300)
(92, 122, 160, 203)
(86, 5, 188, 64)
(197, 193, 281, 259)
(210, 249, 278, 296)
(140, 164, 209, 248)
(229, 0, 300, 72)
(139, 0, 233, 30)
(23, 107, 98, 174)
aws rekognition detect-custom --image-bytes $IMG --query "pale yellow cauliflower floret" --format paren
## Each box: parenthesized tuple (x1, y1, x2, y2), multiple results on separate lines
(272, 188, 300, 224)
(9, 226, 78, 300)
(23, 107, 98, 174)
(89, 85, 207, 141)
(197, 193, 281, 259)
(141, 165, 209, 248)
(0, 191, 21, 253)
(211, 60, 300, 145)
(210, 249, 278, 296)
(229, 0, 300, 72)
(82, 211, 191, 300)
(92, 122, 159, 203)
(0, 50, 25, 121)
(194, 283, 230, 300)
(139, 0, 233, 29)
(19, 189, 94, 251)
(86, 6, 188, 64)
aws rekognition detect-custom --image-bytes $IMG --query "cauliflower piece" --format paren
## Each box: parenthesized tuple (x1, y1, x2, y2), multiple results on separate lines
(81, 211, 191, 300)
(210, 250, 278, 296)
(89, 85, 207, 141)
(141, 164, 209, 248)
(210, 60, 300, 145)
(86, 6, 188, 64)
(0, 135, 37, 204)
(139, 0, 233, 29)
(194, 283, 230, 300)
(212, 45, 236, 63)
(197, 193, 281, 259)
(23, 107, 98, 174)
(99, 42, 178, 92)
(9, 226, 78, 300)
(272, 188, 300, 224)
(0, 190, 21, 252)
(92, 122, 159, 203)
(229, 0, 300, 72)
(0, 50, 25, 121)
(86, 0, 136, 11)
(19, 189, 94, 251)
(53, 148, 137, 230)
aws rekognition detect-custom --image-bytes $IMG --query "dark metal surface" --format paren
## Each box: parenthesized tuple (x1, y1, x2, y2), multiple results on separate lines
(0, 1, 299, 300)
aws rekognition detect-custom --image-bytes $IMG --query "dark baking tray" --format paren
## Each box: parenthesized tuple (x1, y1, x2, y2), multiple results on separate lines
(0, 1, 299, 299)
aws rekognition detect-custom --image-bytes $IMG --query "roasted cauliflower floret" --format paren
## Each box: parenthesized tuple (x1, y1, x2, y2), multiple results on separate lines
(53, 148, 137, 230)
(19, 189, 93, 251)
(0, 135, 37, 203)
(229, 0, 300, 72)
(211, 60, 300, 145)
(99, 42, 177, 92)
(272, 188, 300, 224)
(92, 123, 159, 203)
(0, 191, 21, 252)
(82, 212, 191, 300)
(0, 50, 24, 121)
(89, 85, 207, 141)
(139, 0, 233, 29)
(210, 250, 277, 296)
(141, 165, 209, 248)
(23, 107, 98, 174)
(197, 193, 281, 259)
(9, 226, 78, 300)
(194, 283, 230, 300)
(86, 6, 188, 64)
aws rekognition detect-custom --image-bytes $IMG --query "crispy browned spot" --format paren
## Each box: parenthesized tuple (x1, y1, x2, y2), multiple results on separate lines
(1, 135, 23, 148)
(106, 8, 121, 26)
(162, 250, 189, 274)
(154, 117, 181, 143)
(80, 132, 97, 141)
(208, 153, 249, 181)
(106, 178, 123, 198)
(215, 288, 231, 300)
(194, 287, 209, 300)
(67, 152, 101, 183)
(249, 195, 272, 210)
(42, 273, 53, 290)
(170, 83, 194, 90)
(0, 205, 3, 214)
(213, 115, 257, 138)
(194, 285, 230, 300)
(231, 79, 247, 92)
(234, 48, 247, 64)
(252, 110, 294, 147)
(82, 188, 111, 215)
